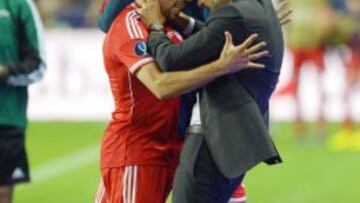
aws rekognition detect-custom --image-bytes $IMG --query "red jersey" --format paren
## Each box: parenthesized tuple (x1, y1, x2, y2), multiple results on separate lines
(101, 4, 183, 168)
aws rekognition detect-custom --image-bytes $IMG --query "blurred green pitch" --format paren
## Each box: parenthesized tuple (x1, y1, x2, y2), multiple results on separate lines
(13, 122, 360, 203)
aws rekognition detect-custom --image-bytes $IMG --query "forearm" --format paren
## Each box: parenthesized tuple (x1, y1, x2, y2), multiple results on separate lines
(148, 31, 223, 72)
(148, 17, 240, 72)
(154, 60, 224, 99)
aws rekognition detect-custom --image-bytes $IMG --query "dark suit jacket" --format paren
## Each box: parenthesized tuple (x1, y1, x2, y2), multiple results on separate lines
(148, 0, 283, 178)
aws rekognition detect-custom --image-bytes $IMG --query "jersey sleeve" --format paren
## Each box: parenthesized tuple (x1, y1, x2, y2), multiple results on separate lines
(112, 13, 154, 74)
(117, 39, 154, 74)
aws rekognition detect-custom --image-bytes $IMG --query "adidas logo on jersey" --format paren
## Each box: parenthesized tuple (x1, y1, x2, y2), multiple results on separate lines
(12, 167, 25, 180)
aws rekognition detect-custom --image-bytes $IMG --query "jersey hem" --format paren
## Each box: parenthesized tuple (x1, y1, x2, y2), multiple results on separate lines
(129, 57, 154, 74)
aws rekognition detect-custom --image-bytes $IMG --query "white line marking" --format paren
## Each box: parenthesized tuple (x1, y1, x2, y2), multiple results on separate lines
(30, 145, 99, 183)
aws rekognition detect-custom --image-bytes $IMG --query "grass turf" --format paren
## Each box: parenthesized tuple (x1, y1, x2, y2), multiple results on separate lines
(13, 122, 360, 203)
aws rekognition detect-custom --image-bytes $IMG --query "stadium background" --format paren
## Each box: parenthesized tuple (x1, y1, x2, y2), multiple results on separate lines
(13, 0, 360, 202)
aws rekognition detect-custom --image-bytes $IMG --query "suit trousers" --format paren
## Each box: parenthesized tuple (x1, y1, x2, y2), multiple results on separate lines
(173, 128, 244, 203)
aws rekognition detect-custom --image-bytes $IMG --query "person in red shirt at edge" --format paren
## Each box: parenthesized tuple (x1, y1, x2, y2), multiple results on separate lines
(94, 0, 269, 202)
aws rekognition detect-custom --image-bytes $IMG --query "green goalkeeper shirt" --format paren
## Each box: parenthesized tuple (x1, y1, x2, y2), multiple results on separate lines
(0, 0, 45, 129)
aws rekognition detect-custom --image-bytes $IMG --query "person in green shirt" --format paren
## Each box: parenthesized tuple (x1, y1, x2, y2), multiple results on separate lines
(0, 0, 45, 202)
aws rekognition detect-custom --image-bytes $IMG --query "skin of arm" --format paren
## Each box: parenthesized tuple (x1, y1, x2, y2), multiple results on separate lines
(135, 59, 225, 99)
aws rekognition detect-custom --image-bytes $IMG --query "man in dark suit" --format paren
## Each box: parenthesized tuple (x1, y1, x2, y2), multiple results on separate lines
(138, 0, 290, 202)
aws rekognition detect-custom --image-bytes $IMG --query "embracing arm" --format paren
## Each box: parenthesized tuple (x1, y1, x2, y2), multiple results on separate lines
(147, 6, 245, 72)
(136, 59, 224, 99)
(136, 32, 266, 99)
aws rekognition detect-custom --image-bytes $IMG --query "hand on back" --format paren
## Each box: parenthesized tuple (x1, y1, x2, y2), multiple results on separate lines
(218, 32, 269, 74)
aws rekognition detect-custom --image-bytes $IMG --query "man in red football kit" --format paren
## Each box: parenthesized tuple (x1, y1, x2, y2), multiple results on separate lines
(94, 0, 269, 202)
